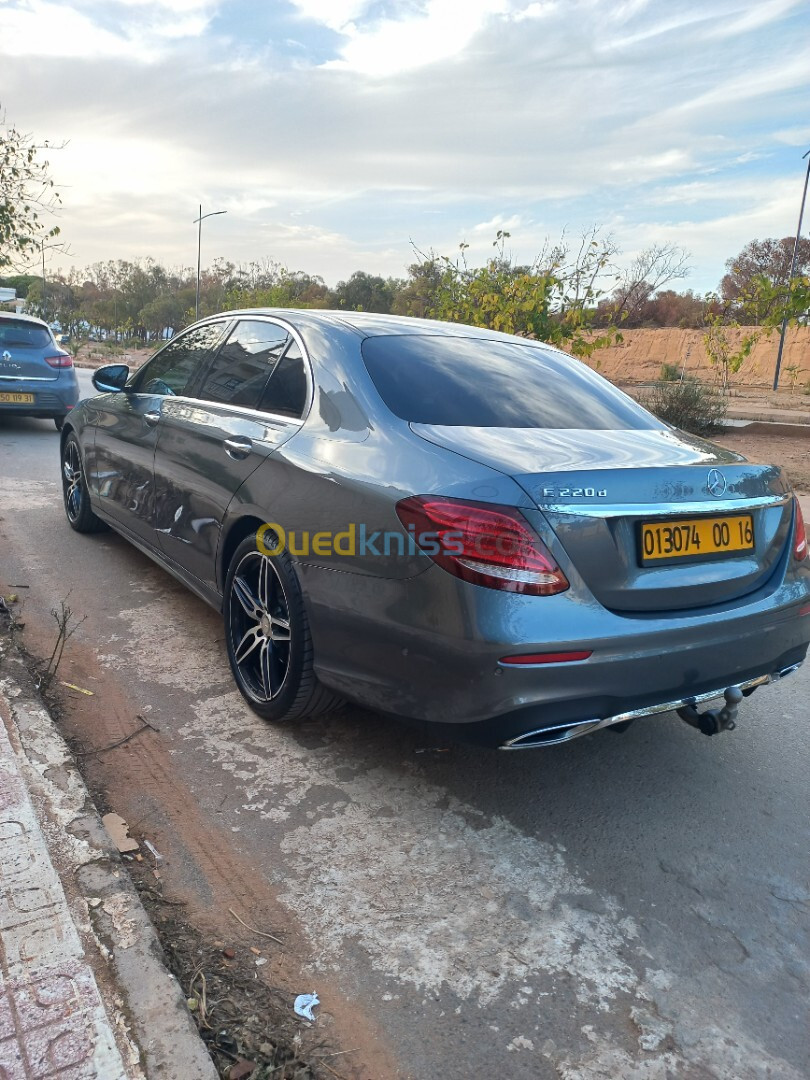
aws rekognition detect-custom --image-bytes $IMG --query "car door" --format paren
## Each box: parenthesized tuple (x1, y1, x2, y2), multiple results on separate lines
(152, 318, 310, 589)
(87, 321, 228, 547)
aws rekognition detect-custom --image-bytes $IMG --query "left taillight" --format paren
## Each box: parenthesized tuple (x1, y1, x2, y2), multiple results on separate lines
(45, 354, 73, 368)
(794, 497, 808, 562)
(395, 495, 570, 596)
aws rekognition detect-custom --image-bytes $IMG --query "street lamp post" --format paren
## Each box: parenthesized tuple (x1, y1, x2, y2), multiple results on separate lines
(193, 204, 227, 320)
(40, 238, 61, 322)
(772, 148, 810, 391)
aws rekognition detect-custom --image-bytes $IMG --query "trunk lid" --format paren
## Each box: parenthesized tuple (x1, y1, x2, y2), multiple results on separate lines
(411, 424, 794, 612)
(0, 319, 61, 382)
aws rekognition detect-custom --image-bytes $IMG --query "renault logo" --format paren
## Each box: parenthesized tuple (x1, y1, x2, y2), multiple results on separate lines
(1, 351, 10, 363)
(707, 469, 727, 497)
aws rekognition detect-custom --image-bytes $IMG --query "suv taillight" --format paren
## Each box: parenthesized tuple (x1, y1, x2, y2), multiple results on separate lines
(395, 496, 569, 596)
(794, 497, 808, 562)
(45, 354, 73, 368)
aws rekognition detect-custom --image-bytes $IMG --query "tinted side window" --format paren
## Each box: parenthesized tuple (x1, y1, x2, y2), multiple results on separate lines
(362, 335, 661, 429)
(259, 339, 308, 419)
(133, 323, 226, 396)
(198, 320, 290, 409)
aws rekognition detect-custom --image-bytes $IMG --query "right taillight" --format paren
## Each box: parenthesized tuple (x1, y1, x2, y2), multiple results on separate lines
(794, 497, 808, 562)
(395, 495, 569, 596)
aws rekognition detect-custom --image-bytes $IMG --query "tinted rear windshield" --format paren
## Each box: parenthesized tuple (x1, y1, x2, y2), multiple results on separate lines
(362, 335, 660, 429)
(0, 320, 52, 349)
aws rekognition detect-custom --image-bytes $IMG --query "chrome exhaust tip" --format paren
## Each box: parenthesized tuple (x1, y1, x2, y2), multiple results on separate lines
(769, 661, 803, 682)
(500, 718, 606, 749)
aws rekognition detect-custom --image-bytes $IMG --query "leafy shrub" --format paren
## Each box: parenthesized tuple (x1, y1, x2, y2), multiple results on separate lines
(659, 362, 680, 382)
(642, 377, 727, 436)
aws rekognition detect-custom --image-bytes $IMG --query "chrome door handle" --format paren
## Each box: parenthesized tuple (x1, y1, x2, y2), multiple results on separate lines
(144, 411, 160, 427)
(224, 436, 253, 459)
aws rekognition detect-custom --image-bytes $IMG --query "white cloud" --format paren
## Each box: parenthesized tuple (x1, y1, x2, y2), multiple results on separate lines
(472, 213, 523, 233)
(0, 0, 216, 59)
(0, 1, 130, 57)
(773, 127, 810, 148)
(288, 0, 374, 33)
(706, 0, 805, 38)
(321, 0, 512, 76)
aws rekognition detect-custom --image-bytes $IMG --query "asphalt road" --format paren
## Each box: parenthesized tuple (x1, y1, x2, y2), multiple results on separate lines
(1, 373, 808, 1079)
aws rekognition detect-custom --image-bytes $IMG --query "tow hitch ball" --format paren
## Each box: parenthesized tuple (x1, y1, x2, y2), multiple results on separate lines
(677, 686, 744, 737)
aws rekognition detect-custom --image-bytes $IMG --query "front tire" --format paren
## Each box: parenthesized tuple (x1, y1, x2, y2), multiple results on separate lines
(62, 433, 107, 533)
(224, 535, 341, 722)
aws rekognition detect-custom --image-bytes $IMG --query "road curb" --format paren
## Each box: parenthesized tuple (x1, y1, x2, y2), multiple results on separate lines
(722, 419, 810, 438)
(0, 637, 218, 1080)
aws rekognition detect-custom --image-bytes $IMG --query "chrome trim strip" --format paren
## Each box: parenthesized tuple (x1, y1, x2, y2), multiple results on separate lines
(166, 397, 306, 429)
(498, 666, 802, 749)
(0, 375, 58, 382)
(537, 495, 791, 517)
(498, 657, 591, 669)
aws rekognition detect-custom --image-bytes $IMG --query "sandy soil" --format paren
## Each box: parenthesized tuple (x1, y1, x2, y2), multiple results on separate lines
(588, 324, 810, 395)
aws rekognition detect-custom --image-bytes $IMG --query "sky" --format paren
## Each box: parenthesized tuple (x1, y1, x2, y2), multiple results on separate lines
(1, 0, 809, 294)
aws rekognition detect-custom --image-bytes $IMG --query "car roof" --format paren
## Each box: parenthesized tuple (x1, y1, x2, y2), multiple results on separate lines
(0, 310, 51, 329)
(213, 307, 560, 347)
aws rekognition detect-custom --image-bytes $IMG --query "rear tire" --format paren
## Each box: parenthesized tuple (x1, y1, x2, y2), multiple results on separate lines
(224, 534, 342, 722)
(62, 433, 108, 533)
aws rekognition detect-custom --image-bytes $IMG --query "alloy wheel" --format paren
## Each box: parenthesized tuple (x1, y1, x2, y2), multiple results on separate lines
(228, 550, 292, 702)
(62, 440, 84, 523)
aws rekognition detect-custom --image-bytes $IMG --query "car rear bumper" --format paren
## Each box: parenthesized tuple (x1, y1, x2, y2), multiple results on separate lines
(0, 382, 79, 417)
(300, 558, 810, 743)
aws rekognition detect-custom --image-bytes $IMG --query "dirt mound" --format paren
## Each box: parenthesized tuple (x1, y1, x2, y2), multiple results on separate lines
(588, 325, 810, 390)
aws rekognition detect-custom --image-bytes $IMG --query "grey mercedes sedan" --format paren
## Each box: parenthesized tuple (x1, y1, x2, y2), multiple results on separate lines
(60, 311, 810, 747)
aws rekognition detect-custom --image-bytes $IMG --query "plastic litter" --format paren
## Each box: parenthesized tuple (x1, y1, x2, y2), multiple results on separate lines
(60, 681, 95, 696)
(293, 993, 319, 1021)
(144, 839, 163, 861)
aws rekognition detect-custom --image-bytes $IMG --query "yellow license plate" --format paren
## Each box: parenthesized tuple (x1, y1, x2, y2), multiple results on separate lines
(640, 514, 754, 564)
(0, 392, 34, 404)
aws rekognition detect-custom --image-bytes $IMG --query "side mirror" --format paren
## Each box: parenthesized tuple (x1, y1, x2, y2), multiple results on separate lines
(92, 364, 130, 393)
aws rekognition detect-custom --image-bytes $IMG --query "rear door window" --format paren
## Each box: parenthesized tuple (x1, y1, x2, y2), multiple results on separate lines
(362, 335, 660, 429)
(132, 322, 227, 396)
(259, 339, 308, 419)
(197, 320, 290, 409)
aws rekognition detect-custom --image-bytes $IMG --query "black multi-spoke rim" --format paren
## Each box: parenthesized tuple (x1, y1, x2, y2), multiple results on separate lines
(228, 551, 292, 702)
(62, 441, 83, 523)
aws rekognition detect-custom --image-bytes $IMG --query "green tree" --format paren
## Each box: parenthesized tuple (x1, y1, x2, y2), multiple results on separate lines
(333, 270, 399, 313)
(0, 108, 61, 271)
(139, 295, 184, 338)
(0, 272, 38, 298)
(415, 230, 621, 358)
(225, 263, 333, 311)
(702, 309, 758, 391)
(721, 237, 810, 317)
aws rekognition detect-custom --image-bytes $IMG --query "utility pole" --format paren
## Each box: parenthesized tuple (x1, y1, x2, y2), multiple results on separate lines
(41, 239, 47, 319)
(772, 148, 810, 390)
(193, 205, 227, 321)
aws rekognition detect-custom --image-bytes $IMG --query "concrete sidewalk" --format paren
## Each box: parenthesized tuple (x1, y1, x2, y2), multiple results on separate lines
(0, 636, 217, 1080)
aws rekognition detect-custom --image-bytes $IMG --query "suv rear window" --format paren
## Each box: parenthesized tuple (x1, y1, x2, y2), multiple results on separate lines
(0, 320, 52, 349)
(362, 335, 660, 429)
